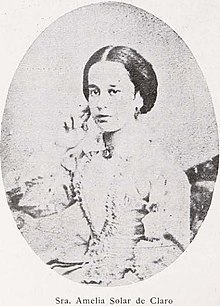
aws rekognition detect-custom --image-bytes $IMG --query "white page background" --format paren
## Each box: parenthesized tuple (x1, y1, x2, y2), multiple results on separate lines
(0, 1, 219, 305)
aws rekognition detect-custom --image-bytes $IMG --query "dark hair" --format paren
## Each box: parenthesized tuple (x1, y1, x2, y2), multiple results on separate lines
(83, 45, 158, 114)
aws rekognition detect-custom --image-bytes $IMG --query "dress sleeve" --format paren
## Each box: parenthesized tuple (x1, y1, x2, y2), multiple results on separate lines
(143, 162, 190, 251)
(135, 143, 190, 251)
(133, 146, 190, 279)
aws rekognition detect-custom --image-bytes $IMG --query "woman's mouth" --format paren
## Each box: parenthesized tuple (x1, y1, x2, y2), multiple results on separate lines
(95, 114, 111, 123)
(95, 114, 111, 118)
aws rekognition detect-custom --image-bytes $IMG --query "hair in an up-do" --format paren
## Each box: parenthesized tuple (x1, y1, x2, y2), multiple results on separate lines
(83, 45, 158, 114)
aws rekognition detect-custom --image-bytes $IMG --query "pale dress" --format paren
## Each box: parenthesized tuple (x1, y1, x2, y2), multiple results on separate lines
(59, 122, 190, 286)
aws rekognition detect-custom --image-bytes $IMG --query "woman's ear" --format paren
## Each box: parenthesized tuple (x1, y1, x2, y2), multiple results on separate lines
(134, 91, 143, 110)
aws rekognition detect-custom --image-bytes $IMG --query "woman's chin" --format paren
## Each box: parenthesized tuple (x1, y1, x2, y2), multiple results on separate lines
(97, 122, 122, 133)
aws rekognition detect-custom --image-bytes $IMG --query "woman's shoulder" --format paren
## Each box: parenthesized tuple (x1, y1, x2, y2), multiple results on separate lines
(134, 136, 176, 170)
(132, 133, 190, 192)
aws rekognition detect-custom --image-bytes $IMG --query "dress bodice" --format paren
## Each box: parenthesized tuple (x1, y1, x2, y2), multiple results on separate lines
(60, 124, 190, 285)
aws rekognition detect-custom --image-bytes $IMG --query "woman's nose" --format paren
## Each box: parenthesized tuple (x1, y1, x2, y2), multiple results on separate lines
(96, 96, 108, 111)
(97, 105, 103, 111)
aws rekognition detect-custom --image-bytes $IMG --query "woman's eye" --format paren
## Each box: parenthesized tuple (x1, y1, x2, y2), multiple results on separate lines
(89, 88, 100, 97)
(108, 89, 121, 96)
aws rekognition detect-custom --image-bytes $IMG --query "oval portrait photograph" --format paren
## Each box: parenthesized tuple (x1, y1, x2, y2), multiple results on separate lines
(0, 2, 219, 286)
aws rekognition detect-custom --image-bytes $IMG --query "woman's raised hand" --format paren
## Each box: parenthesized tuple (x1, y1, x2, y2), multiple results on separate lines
(52, 115, 86, 163)
(63, 116, 75, 132)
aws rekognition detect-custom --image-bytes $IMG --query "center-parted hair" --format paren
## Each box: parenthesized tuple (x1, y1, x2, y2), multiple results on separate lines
(83, 45, 158, 114)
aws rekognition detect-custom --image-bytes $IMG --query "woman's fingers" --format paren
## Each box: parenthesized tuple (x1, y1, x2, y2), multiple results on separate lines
(80, 106, 90, 120)
(64, 121, 70, 132)
(71, 116, 75, 129)
(64, 116, 75, 132)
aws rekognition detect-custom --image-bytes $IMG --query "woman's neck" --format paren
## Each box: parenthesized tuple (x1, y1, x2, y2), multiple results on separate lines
(102, 120, 139, 152)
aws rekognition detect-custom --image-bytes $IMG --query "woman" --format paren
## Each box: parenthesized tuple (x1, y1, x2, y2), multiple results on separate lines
(56, 46, 190, 286)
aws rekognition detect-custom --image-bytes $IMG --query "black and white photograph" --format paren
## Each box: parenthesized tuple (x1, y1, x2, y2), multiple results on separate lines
(0, 0, 219, 291)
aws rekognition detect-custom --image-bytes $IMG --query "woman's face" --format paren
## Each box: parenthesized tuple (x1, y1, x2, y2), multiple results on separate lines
(87, 61, 138, 133)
